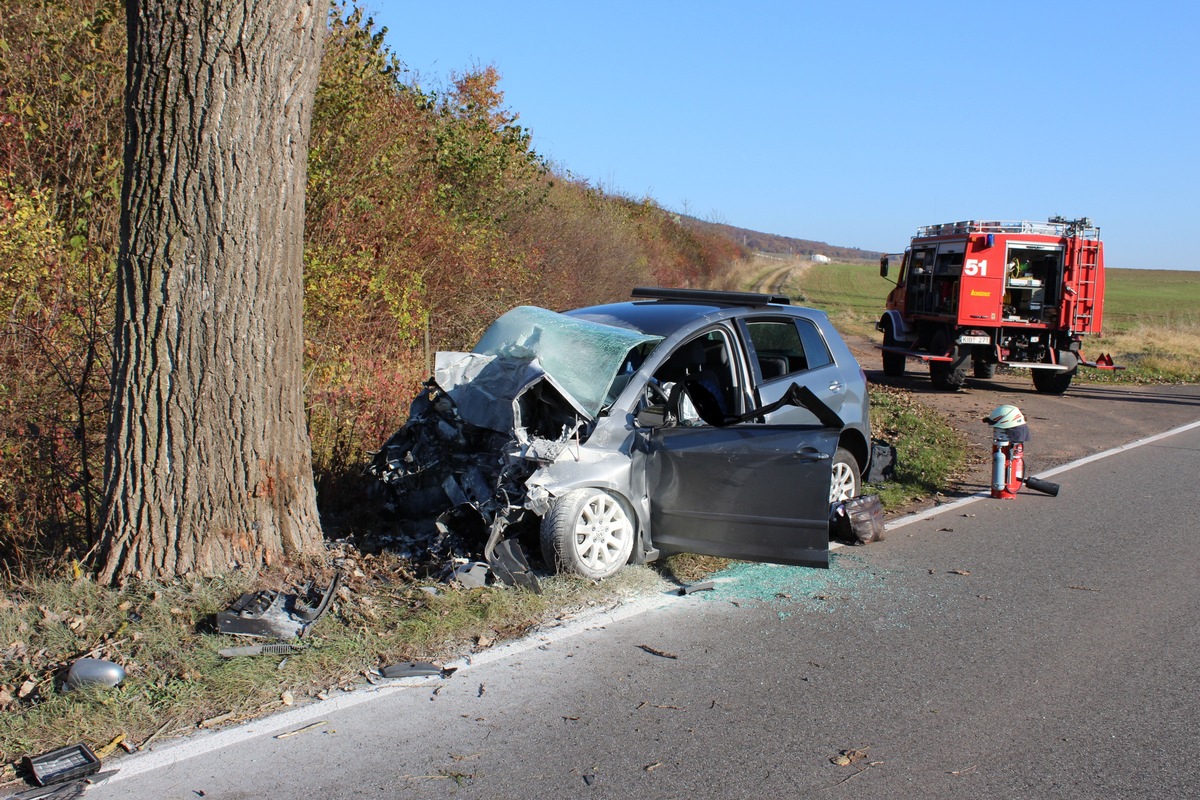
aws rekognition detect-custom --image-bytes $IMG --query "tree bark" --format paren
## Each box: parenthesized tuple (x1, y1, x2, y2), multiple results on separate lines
(100, 0, 328, 582)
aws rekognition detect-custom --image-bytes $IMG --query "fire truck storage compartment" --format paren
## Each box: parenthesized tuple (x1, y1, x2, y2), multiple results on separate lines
(905, 244, 964, 316)
(1003, 243, 1064, 324)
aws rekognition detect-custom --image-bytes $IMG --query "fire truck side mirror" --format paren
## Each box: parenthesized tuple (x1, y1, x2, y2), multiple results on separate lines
(879, 255, 889, 278)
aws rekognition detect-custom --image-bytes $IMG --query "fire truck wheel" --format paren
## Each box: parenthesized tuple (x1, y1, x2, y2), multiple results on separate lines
(881, 324, 906, 377)
(1032, 365, 1076, 394)
(973, 360, 996, 379)
(929, 333, 966, 390)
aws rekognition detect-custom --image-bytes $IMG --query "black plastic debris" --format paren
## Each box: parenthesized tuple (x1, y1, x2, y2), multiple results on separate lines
(451, 561, 490, 589)
(832, 494, 886, 545)
(865, 441, 898, 483)
(62, 658, 125, 691)
(678, 580, 715, 596)
(637, 644, 678, 659)
(380, 661, 446, 679)
(24, 743, 100, 787)
(487, 538, 540, 594)
(11, 782, 87, 800)
(216, 571, 341, 639)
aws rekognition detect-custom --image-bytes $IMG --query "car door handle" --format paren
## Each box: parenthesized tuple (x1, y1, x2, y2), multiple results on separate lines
(828, 380, 844, 392)
(794, 446, 831, 461)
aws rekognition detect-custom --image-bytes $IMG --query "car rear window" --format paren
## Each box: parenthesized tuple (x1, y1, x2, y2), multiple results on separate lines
(746, 318, 833, 380)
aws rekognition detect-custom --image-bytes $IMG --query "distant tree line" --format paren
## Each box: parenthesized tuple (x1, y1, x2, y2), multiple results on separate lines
(683, 219, 879, 263)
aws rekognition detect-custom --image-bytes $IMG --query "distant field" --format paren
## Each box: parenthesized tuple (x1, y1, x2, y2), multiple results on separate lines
(795, 262, 1200, 384)
(1103, 268, 1200, 331)
(797, 262, 889, 339)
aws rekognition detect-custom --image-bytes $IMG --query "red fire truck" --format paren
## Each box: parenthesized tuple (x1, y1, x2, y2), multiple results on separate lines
(877, 217, 1118, 394)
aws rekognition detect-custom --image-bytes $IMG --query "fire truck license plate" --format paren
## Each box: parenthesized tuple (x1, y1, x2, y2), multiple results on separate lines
(957, 335, 990, 345)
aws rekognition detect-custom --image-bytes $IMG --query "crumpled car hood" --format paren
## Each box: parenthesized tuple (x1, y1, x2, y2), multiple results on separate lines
(433, 350, 589, 436)
(367, 306, 661, 585)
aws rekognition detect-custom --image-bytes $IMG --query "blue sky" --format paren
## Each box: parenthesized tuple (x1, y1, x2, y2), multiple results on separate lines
(364, 1, 1198, 270)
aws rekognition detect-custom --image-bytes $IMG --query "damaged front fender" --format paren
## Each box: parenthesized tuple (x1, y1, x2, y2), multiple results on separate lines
(367, 355, 596, 588)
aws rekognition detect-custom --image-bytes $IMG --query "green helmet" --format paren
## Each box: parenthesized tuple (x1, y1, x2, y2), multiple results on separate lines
(983, 404, 1026, 429)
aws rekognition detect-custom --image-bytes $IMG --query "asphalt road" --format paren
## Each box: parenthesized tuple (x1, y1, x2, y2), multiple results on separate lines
(86, 420, 1200, 799)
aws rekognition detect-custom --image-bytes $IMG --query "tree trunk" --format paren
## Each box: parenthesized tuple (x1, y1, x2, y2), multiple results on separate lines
(99, 0, 328, 582)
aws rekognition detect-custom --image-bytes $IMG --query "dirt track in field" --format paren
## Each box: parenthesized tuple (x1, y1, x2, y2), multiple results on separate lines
(747, 257, 811, 296)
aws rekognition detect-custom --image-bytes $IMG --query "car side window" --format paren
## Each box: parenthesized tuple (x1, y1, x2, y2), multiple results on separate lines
(652, 330, 737, 426)
(744, 320, 802, 381)
(795, 318, 833, 370)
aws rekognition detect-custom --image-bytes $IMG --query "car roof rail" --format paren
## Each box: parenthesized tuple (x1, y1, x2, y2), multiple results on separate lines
(631, 287, 791, 306)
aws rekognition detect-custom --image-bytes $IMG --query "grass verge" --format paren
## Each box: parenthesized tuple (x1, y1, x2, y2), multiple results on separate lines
(865, 384, 969, 508)
(0, 553, 668, 773)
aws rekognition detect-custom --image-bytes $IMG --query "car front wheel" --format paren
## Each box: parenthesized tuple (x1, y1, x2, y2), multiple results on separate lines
(540, 488, 636, 580)
(829, 447, 861, 504)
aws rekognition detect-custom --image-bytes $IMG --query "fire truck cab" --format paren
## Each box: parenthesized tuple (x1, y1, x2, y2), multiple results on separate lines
(877, 217, 1115, 394)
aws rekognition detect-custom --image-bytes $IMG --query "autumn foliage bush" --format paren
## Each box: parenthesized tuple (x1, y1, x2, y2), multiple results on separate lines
(0, 0, 124, 573)
(0, 2, 747, 573)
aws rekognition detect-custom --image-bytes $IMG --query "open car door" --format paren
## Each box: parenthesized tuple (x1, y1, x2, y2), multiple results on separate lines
(638, 383, 842, 568)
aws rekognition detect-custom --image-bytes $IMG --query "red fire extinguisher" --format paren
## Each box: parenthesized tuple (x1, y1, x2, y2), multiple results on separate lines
(984, 404, 1028, 499)
(991, 434, 1025, 499)
(983, 404, 1060, 499)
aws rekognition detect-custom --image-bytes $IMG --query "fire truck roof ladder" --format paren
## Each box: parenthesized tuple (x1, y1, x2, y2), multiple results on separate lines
(916, 219, 1100, 239)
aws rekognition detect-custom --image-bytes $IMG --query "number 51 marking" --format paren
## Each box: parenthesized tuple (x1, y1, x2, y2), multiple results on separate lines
(964, 258, 988, 276)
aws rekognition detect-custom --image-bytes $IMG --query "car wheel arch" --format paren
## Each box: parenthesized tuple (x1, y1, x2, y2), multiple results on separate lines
(837, 428, 869, 479)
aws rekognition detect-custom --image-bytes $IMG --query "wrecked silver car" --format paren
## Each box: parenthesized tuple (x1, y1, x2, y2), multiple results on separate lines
(369, 288, 872, 582)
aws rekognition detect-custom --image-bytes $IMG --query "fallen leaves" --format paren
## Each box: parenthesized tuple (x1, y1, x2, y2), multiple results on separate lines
(275, 720, 327, 739)
(637, 644, 677, 660)
(830, 747, 870, 766)
(826, 746, 884, 789)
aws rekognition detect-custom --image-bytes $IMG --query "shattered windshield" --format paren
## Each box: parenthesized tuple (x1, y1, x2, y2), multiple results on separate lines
(474, 306, 662, 417)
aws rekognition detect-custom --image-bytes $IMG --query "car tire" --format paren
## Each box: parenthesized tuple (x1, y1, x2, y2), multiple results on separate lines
(829, 447, 861, 504)
(540, 488, 636, 580)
